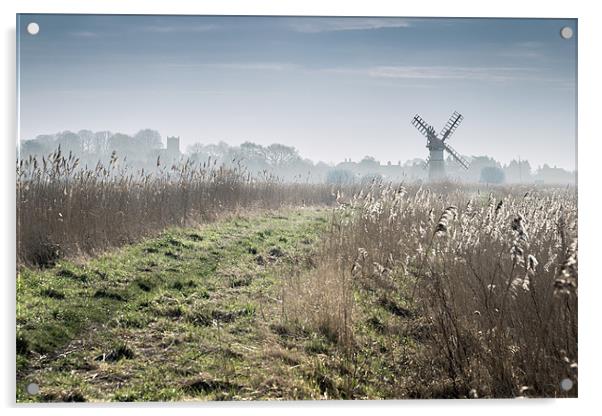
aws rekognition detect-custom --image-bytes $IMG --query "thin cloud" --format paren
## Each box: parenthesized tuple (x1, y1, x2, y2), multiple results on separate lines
(68, 31, 100, 38)
(321, 65, 541, 82)
(368, 66, 537, 82)
(206, 62, 297, 71)
(498, 41, 546, 59)
(516, 41, 544, 48)
(138, 24, 218, 33)
(285, 17, 411, 33)
(497, 50, 545, 59)
(162, 62, 298, 72)
(319, 66, 574, 88)
(68, 23, 218, 37)
(53, 88, 237, 96)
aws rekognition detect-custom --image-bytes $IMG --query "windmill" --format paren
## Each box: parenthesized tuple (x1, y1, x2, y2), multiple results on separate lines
(411, 111, 470, 181)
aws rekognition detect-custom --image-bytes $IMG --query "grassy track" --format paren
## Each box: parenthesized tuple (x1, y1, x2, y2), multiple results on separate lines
(17, 206, 424, 402)
(17, 208, 337, 401)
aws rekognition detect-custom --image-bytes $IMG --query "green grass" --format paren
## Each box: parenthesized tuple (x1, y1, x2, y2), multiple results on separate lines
(16, 207, 425, 402)
(16, 208, 335, 402)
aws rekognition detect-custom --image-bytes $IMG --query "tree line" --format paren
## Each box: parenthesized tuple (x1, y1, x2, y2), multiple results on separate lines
(18, 129, 576, 185)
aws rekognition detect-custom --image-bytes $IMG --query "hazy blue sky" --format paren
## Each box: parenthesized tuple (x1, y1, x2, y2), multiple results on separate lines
(17, 15, 577, 169)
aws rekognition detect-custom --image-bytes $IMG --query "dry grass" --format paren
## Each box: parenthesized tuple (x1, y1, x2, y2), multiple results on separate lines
(284, 182, 577, 398)
(17, 149, 335, 266)
(281, 261, 355, 348)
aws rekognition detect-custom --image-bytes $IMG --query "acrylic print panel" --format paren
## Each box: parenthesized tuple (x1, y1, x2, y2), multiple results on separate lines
(16, 14, 577, 402)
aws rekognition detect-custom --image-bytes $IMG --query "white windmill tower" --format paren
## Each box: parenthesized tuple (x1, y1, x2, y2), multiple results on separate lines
(411, 111, 470, 181)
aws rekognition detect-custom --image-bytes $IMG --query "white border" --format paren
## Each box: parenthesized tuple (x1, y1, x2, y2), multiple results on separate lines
(2, 1, 600, 415)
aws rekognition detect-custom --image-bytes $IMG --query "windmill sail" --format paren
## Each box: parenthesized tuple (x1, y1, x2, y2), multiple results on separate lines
(439, 111, 464, 141)
(443, 142, 470, 170)
(411, 114, 436, 138)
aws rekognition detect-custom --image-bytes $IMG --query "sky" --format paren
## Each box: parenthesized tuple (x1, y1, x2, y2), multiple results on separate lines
(17, 15, 577, 170)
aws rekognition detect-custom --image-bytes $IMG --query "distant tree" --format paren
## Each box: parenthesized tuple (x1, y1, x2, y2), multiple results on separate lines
(359, 156, 379, 169)
(326, 169, 355, 185)
(266, 144, 300, 166)
(203, 142, 229, 161)
(92, 131, 111, 155)
(56, 131, 83, 154)
(108, 133, 135, 158)
(34, 134, 56, 145)
(504, 159, 532, 183)
(20, 140, 47, 157)
(78, 129, 95, 154)
(240, 141, 266, 157)
(480, 166, 505, 184)
(186, 143, 205, 155)
(239, 142, 268, 166)
(134, 129, 162, 149)
(21, 134, 56, 156)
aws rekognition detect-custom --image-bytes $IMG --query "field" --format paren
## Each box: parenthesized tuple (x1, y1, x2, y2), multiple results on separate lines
(16, 155, 578, 401)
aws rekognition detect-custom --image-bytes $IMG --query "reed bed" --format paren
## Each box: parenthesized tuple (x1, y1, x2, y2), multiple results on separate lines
(285, 183, 577, 398)
(17, 149, 335, 266)
(17, 148, 578, 398)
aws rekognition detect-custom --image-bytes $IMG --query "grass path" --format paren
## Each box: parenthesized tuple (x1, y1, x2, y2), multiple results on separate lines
(17, 208, 334, 402)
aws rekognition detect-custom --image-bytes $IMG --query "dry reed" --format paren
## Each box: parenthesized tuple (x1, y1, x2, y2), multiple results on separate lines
(17, 149, 335, 266)
(285, 182, 577, 398)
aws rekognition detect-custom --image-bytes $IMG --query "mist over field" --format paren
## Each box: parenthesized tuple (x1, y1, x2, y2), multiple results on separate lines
(19, 129, 575, 185)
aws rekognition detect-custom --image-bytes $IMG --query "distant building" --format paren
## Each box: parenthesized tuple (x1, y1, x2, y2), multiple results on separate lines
(151, 135, 181, 166)
(166, 136, 181, 157)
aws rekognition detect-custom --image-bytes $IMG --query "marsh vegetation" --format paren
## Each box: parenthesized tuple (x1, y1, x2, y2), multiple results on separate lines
(16, 155, 577, 401)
